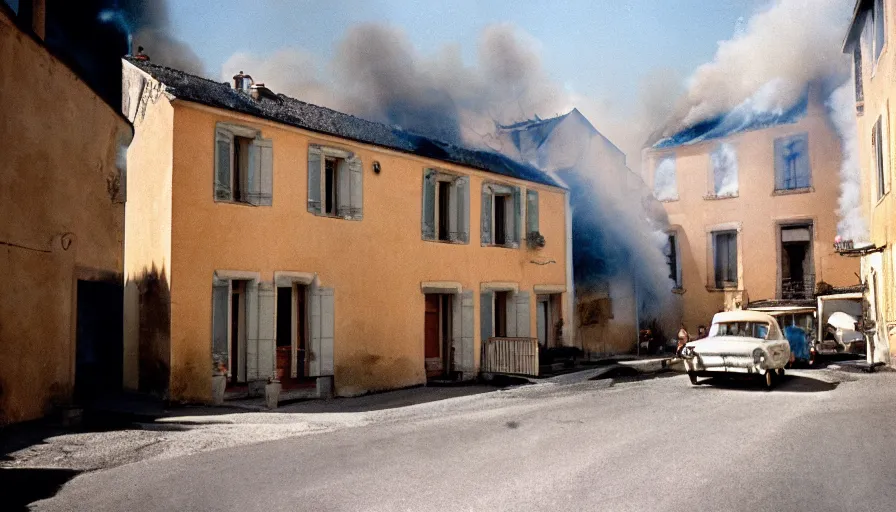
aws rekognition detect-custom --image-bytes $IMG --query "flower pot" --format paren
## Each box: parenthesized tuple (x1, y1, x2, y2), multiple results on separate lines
(211, 374, 226, 405)
(265, 381, 282, 409)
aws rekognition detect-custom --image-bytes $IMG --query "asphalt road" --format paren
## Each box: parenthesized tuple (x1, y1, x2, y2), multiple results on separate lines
(31, 368, 896, 512)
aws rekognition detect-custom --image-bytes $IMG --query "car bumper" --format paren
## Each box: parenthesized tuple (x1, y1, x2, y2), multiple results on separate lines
(684, 355, 778, 374)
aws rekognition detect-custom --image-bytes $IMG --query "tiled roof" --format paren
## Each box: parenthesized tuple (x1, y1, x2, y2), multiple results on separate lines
(125, 58, 562, 188)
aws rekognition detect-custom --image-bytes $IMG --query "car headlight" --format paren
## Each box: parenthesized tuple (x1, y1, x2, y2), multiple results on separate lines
(752, 348, 764, 365)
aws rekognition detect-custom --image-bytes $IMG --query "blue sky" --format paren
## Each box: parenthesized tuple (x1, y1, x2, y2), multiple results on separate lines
(168, 0, 764, 111)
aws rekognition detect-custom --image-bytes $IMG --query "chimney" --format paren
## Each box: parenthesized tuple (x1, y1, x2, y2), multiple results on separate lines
(131, 46, 150, 62)
(232, 71, 254, 92)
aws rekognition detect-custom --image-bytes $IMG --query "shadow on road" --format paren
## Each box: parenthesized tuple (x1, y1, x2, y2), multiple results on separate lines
(692, 374, 838, 393)
(0, 467, 80, 511)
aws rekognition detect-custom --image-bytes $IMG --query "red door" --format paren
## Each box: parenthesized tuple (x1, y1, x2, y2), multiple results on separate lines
(424, 295, 442, 377)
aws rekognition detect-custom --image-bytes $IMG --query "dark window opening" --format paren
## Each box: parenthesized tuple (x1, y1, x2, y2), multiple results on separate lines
(495, 291, 508, 337)
(714, 231, 737, 289)
(875, 118, 886, 199)
(667, 233, 679, 285)
(494, 195, 507, 245)
(324, 157, 337, 215)
(232, 136, 252, 202)
(438, 181, 451, 241)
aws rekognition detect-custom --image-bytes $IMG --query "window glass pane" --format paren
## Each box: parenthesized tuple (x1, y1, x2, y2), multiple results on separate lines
(711, 143, 738, 196)
(775, 134, 809, 190)
(874, 0, 885, 62)
(654, 156, 678, 201)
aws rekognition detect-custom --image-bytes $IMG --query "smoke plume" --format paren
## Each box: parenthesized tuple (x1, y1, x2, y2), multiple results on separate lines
(113, 0, 205, 75)
(827, 83, 869, 242)
(222, 23, 568, 147)
(656, 0, 853, 140)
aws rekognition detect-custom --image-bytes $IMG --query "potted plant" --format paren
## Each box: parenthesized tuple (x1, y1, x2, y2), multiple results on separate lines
(527, 231, 546, 249)
(212, 357, 227, 405)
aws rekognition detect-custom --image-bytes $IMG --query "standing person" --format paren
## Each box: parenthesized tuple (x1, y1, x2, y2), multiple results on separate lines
(697, 325, 708, 339)
(676, 324, 690, 357)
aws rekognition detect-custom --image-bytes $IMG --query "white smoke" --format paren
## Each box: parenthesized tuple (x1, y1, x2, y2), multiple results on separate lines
(657, 0, 853, 140)
(711, 143, 739, 197)
(826, 82, 869, 242)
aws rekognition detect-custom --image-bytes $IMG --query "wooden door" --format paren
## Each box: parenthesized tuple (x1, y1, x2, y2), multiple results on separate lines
(425, 294, 442, 376)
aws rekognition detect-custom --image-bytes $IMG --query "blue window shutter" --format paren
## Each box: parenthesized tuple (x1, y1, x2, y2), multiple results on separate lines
(211, 278, 230, 372)
(481, 186, 492, 245)
(307, 145, 322, 214)
(422, 169, 436, 239)
(348, 155, 363, 220)
(454, 176, 469, 243)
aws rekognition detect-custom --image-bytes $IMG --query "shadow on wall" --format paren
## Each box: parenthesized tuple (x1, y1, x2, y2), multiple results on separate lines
(125, 263, 171, 399)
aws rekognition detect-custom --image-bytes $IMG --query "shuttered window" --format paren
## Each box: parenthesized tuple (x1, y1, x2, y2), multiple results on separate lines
(307, 145, 363, 220)
(713, 231, 738, 289)
(526, 189, 539, 235)
(774, 133, 810, 191)
(481, 183, 522, 248)
(213, 123, 273, 205)
(421, 169, 470, 243)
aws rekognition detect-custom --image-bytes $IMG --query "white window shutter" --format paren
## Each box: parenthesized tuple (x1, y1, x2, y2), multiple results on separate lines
(454, 176, 469, 243)
(480, 186, 492, 245)
(511, 186, 522, 247)
(348, 155, 363, 220)
(211, 277, 230, 372)
(515, 291, 531, 337)
(422, 169, 436, 240)
(245, 280, 259, 381)
(309, 285, 335, 377)
(215, 127, 233, 201)
(308, 145, 322, 214)
(461, 290, 475, 372)
(256, 282, 276, 380)
(319, 287, 335, 376)
(480, 291, 493, 343)
(337, 159, 352, 218)
(250, 138, 273, 206)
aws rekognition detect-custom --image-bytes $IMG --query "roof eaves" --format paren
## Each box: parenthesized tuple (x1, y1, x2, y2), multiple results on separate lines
(843, 0, 872, 52)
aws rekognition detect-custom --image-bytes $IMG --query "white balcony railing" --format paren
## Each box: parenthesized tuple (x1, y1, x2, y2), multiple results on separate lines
(481, 337, 539, 377)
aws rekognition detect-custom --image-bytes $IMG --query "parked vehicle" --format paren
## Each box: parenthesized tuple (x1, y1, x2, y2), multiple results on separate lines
(816, 293, 866, 357)
(680, 311, 791, 390)
(750, 307, 816, 367)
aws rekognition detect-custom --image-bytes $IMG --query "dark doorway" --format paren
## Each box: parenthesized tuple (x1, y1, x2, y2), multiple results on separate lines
(781, 225, 813, 299)
(425, 294, 441, 377)
(495, 291, 508, 337)
(276, 285, 308, 388)
(229, 281, 246, 387)
(75, 280, 123, 402)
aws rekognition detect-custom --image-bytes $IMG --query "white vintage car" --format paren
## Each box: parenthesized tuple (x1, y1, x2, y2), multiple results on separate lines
(680, 311, 792, 389)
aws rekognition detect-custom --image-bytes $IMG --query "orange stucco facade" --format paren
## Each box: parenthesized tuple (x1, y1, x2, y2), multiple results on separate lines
(845, 0, 896, 364)
(643, 97, 859, 334)
(123, 63, 571, 403)
(0, 9, 132, 424)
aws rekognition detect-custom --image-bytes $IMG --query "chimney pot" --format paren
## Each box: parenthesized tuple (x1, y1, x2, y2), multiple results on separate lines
(233, 71, 254, 92)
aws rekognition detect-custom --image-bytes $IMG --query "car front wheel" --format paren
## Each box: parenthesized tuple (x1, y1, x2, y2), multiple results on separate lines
(764, 369, 776, 390)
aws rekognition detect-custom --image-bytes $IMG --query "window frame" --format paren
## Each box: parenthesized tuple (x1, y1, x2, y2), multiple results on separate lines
(874, 115, 889, 201)
(666, 230, 683, 290)
(708, 142, 739, 199)
(482, 182, 521, 249)
(307, 144, 363, 220)
(653, 154, 679, 202)
(873, 0, 887, 71)
(215, 123, 267, 205)
(711, 229, 739, 290)
(422, 168, 469, 244)
(773, 132, 812, 193)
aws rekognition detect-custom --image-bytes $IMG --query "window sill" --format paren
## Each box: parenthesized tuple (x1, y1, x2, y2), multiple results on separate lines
(482, 243, 520, 250)
(424, 238, 468, 245)
(314, 213, 361, 221)
(703, 193, 738, 201)
(772, 187, 814, 197)
(215, 198, 257, 207)
(658, 197, 680, 203)
(672, 287, 685, 295)
(705, 286, 741, 292)
(875, 190, 889, 207)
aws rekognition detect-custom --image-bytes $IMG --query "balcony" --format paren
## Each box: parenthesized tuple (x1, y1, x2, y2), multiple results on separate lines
(481, 337, 539, 377)
(781, 274, 815, 300)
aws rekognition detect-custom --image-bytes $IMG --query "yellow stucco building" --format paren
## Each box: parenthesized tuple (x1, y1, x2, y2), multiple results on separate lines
(642, 86, 859, 335)
(0, 5, 133, 424)
(844, 0, 896, 365)
(121, 59, 572, 403)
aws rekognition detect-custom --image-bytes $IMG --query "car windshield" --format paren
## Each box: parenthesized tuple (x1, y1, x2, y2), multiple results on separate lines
(711, 321, 770, 340)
